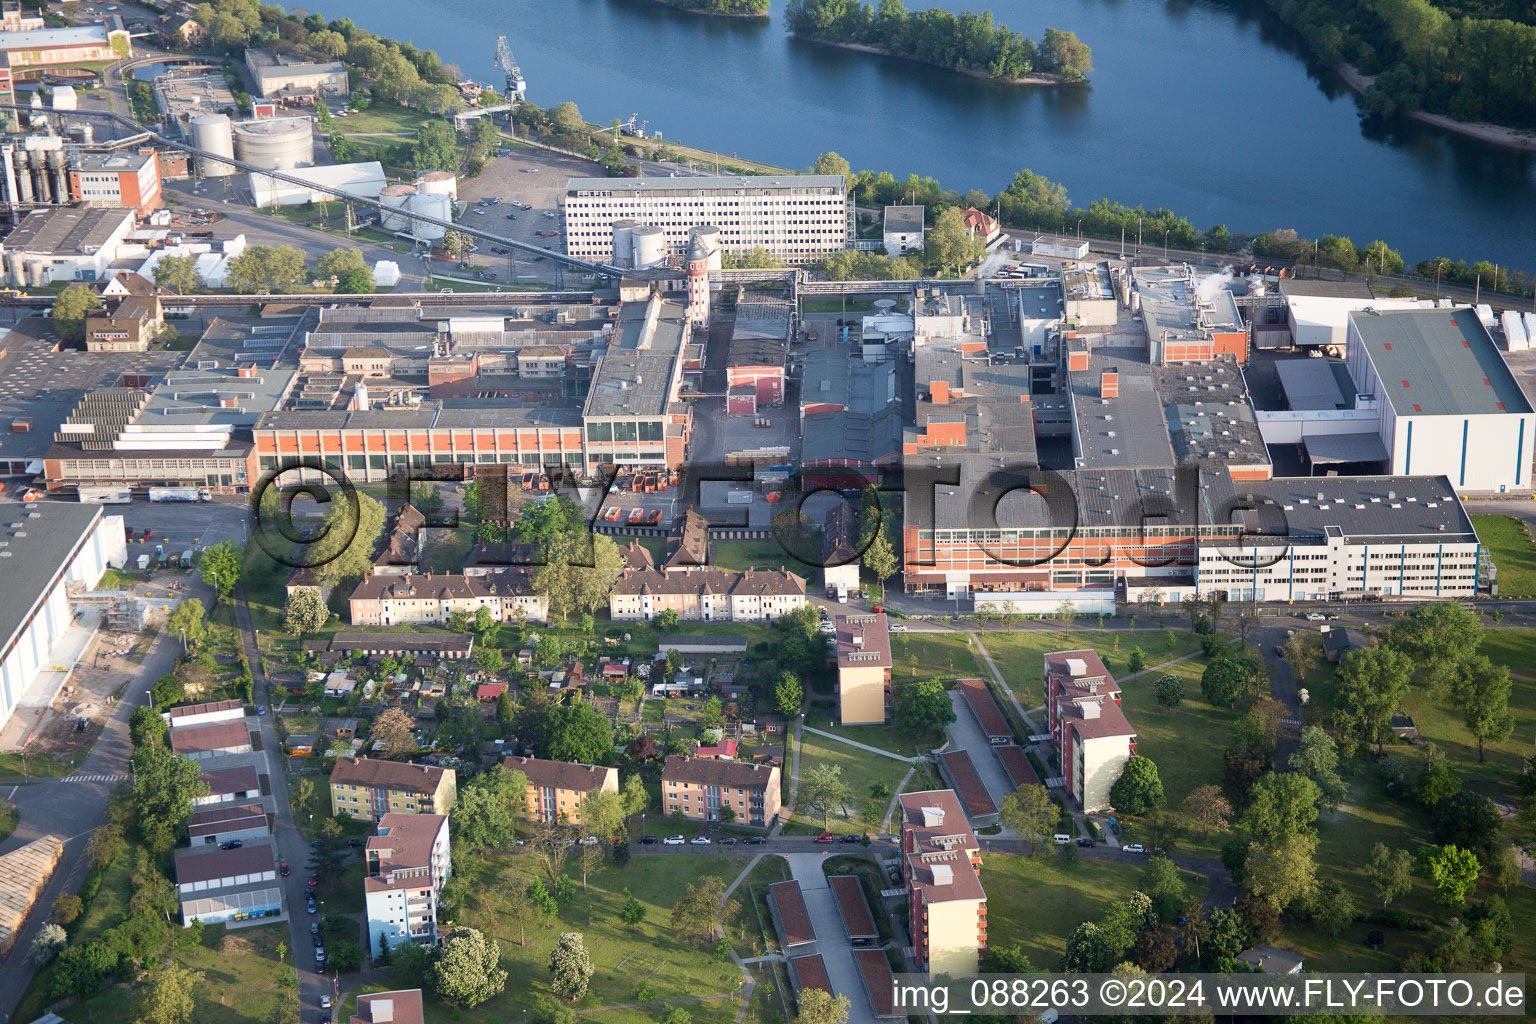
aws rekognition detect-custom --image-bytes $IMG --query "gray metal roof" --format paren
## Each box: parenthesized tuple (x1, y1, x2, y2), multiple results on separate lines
(883, 205, 924, 234)
(1070, 356, 1176, 469)
(1275, 357, 1349, 411)
(2, 207, 133, 255)
(1235, 475, 1475, 544)
(1349, 309, 1532, 417)
(1303, 432, 1389, 464)
(566, 174, 845, 194)
(0, 502, 101, 661)
(583, 350, 676, 418)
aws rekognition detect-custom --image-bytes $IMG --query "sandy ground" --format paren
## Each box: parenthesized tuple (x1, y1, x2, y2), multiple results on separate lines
(1337, 64, 1536, 152)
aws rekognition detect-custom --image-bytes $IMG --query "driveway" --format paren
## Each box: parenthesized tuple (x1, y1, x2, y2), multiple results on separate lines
(784, 853, 875, 1024)
(942, 692, 1015, 810)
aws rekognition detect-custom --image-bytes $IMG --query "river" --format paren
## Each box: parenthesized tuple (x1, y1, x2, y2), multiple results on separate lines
(315, 0, 1536, 269)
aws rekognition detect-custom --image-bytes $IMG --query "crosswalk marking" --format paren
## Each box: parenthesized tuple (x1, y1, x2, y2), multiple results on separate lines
(63, 773, 129, 783)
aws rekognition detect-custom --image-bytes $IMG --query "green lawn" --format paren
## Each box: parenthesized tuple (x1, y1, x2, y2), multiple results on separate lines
(438, 851, 761, 1023)
(984, 852, 1207, 970)
(1115, 655, 1233, 809)
(1471, 514, 1536, 597)
(712, 539, 802, 573)
(330, 103, 434, 136)
(784, 729, 912, 835)
(802, 702, 937, 756)
(0, 750, 77, 778)
(979, 629, 1205, 707)
(889, 634, 985, 683)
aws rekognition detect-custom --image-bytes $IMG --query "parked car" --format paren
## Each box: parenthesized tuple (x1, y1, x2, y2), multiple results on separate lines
(580, 836, 599, 845)
(310, 922, 320, 936)
(813, 833, 835, 844)
(1123, 843, 1146, 854)
(347, 839, 362, 847)
(746, 835, 766, 845)
(257, 705, 267, 715)
(838, 833, 861, 844)
(280, 862, 290, 876)
(645, 508, 663, 525)
(663, 835, 685, 846)
(1076, 838, 1094, 848)
(306, 900, 317, 914)
(719, 836, 738, 845)
(221, 839, 243, 850)
(689, 836, 711, 846)
(321, 996, 332, 1010)
(888, 623, 909, 632)
(314, 947, 326, 963)
(506, 212, 518, 220)
(1053, 834, 1072, 845)
(1306, 612, 1327, 621)
(641, 834, 658, 845)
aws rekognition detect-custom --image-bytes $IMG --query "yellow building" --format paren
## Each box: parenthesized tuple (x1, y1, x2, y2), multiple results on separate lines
(898, 790, 987, 975)
(661, 755, 781, 829)
(835, 612, 892, 725)
(503, 755, 619, 823)
(329, 757, 458, 822)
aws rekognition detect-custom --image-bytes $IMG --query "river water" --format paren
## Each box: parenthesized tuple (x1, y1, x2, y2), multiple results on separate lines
(317, 0, 1536, 268)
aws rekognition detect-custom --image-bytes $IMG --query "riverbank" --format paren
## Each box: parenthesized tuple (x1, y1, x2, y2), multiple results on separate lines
(792, 35, 1081, 86)
(1336, 63, 1536, 153)
(629, 0, 768, 16)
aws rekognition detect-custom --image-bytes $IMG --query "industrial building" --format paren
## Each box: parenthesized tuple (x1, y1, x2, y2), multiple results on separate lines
(363, 813, 451, 955)
(244, 49, 348, 101)
(68, 150, 163, 216)
(0, 19, 130, 66)
(1277, 278, 1421, 350)
(1, 136, 71, 210)
(0, 502, 125, 744)
(562, 173, 851, 264)
(0, 3, 45, 32)
(156, 73, 240, 139)
(0, 205, 135, 286)
(248, 161, 385, 207)
(580, 292, 697, 471)
(1043, 650, 1136, 814)
(897, 791, 987, 975)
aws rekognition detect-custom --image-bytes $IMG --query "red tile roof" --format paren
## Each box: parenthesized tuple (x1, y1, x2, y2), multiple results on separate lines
(169, 721, 251, 755)
(789, 954, 831, 995)
(829, 874, 877, 939)
(854, 950, 899, 1018)
(330, 757, 450, 795)
(995, 745, 1039, 788)
(956, 677, 1011, 741)
(835, 612, 891, 669)
(939, 750, 998, 818)
(768, 880, 816, 948)
(504, 755, 617, 794)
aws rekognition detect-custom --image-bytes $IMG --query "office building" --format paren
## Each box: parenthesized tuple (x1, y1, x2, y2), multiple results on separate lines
(0, 503, 125, 739)
(563, 174, 851, 264)
(660, 756, 780, 827)
(834, 612, 891, 726)
(329, 757, 458, 821)
(503, 755, 618, 823)
(364, 813, 451, 955)
(897, 790, 986, 974)
(68, 150, 162, 216)
(1043, 650, 1136, 813)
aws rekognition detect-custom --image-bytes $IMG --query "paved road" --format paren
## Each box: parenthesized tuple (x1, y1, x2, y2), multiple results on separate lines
(784, 852, 876, 1024)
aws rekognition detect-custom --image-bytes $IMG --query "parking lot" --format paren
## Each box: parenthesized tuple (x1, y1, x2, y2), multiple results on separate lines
(451, 145, 602, 282)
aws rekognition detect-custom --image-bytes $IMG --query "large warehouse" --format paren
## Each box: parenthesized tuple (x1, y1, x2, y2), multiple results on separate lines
(0, 503, 126, 736)
(1344, 309, 1535, 493)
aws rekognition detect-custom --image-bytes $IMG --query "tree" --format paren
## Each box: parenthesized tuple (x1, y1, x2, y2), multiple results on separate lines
(225, 245, 307, 293)
(550, 100, 584, 132)
(197, 540, 243, 600)
(621, 773, 649, 822)
(1281, 631, 1319, 687)
(1367, 842, 1414, 909)
(152, 252, 203, 294)
(370, 707, 417, 757)
(1332, 645, 1413, 752)
(1451, 655, 1515, 762)
(1417, 741, 1461, 806)
(1308, 880, 1358, 938)
(1109, 756, 1164, 814)
(1061, 921, 1113, 973)
(980, 944, 1035, 974)
(701, 696, 724, 730)
(30, 922, 66, 965)
(800, 763, 850, 829)
(1099, 890, 1155, 959)
(308, 491, 387, 589)
(283, 588, 328, 635)
(431, 927, 507, 1007)
(532, 532, 624, 622)
(1155, 673, 1184, 708)
(452, 769, 527, 851)
(129, 744, 210, 852)
(671, 875, 736, 947)
(1432, 791, 1502, 855)
(336, 267, 376, 294)
(310, 27, 348, 57)
(1244, 834, 1319, 911)
(923, 207, 985, 276)
(772, 670, 805, 717)
(133, 962, 202, 1024)
(1142, 854, 1187, 924)
(51, 285, 103, 343)
(51, 892, 83, 926)
(893, 678, 956, 736)
(544, 702, 613, 764)
(1489, 844, 1520, 895)
(1039, 26, 1092, 80)
(796, 989, 852, 1024)
(1201, 655, 1259, 708)
(862, 529, 898, 587)
(549, 932, 595, 1001)
(653, 608, 681, 632)
(527, 877, 559, 926)
(478, 647, 506, 675)
(441, 230, 471, 258)
(316, 247, 368, 281)
(1127, 647, 1146, 673)
(412, 118, 458, 171)
(1240, 772, 1321, 846)
(328, 939, 363, 973)
(1421, 844, 1481, 908)
(620, 889, 646, 930)
(51, 941, 118, 999)
(1181, 785, 1231, 839)
(808, 152, 852, 177)
(998, 784, 1057, 854)
(1287, 726, 1346, 807)
(1387, 602, 1483, 694)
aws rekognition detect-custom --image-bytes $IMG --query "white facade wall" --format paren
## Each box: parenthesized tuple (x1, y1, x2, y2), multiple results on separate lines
(1198, 538, 1481, 602)
(1075, 732, 1131, 814)
(364, 821, 451, 955)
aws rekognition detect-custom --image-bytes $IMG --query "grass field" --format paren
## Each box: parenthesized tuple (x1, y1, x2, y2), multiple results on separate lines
(1115, 655, 1232, 810)
(712, 539, 804, 573)
(802, 702, 937, 755)
(783, 729, 912, 835)
(329, 103, 433, 136)
(1471, 515, 1536, 597)
(978, 629, 1204, 707)
(984, 852, 1207, 970)
(889, 634, 985, 683)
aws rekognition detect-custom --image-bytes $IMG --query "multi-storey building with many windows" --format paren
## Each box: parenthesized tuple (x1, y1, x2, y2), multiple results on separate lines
(363, 813, 451, 955)
(661, 756, 780, 828)
(562, 174, 852, 265)
(503, 755, 618, 823)
(1042, 650, 1136, 813)
(330, 758, 458, 821)
(897, 790, 986, 975)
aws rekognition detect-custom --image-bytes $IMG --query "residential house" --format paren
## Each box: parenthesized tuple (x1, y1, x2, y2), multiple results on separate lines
(504, 755, 618, 823)
(348, 571, 548, 625)
(84, 295, 164, 352)
(1043, 650, 1137, 813)
(897, 790, 986, 975)
(364, 813, 451, 955)
(609, 566, 806, 622)
(835, 613, 891, 726)
(661, 755, 780, 828)
(329, 757, 458, 821)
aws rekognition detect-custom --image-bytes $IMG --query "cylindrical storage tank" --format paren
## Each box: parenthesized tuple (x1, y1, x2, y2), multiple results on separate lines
(378, 184, 416, 232)
(631, 225, 665, 269)
(610, 218, 640, 268)
(406, 191, 451, 242)
(1247, 274, 1266, 297)
(25, 259, 45, 288)
(233, 117, 313, 170)
(12, 151, 31, 203)
(47, 150, 66, 205)
(190, 114, 236, 177)
(414, 170, 457, 200)
(692, 225, 723, 271)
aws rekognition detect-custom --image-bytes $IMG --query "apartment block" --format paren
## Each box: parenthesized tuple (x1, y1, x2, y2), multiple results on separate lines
(834, 612, 891, 725)
(348, 570, 548, 626)
(329, 757, 458, 822)
(897, 790, 986, 975)
(661, 756, 780, 828)
(1043, 650, 1136, 813)
(504, 755, 618, 823)
(364, 813, 451, 955)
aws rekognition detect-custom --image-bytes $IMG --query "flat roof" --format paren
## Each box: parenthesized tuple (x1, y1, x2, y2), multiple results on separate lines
(1275, 357, 1350, 410)
(1350, 309, 1532, 417)
(1134, 263, 1245, 347)
(1303, 432, 1390, 465)
(835, 612, 891, 670)
(2, 206, 133, 255)
(854, 950, 901, 1018)
(188, 804, 268, 839)
(567, 173, 845, 194)
(938, 750, 998, 819)
(1070, 354, 1176, 469)
(0, 23, 114, 49)
(1234, 475, 1476, 545)
(829, 874, 877, 940)
(0, 502, 101, 661)
(956, 678, 1011, 741)
(883, 205, 924, 233)
(768, 880, 816, 948)
(789, 954, 831, 995)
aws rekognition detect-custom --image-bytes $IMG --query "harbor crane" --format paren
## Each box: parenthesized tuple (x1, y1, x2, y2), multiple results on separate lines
(494, 35, 526, 98)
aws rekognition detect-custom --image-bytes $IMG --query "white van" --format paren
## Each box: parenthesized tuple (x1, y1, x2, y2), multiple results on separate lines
(1052, 834, 1072, 845)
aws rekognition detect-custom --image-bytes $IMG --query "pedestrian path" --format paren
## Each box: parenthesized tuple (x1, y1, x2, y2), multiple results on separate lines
(800, 726, 919, 763)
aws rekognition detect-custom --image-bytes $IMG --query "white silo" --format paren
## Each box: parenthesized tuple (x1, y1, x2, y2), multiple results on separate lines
(406, 191, 452, 241)
(1246, 274, 1266, 297)
(234, 117, 314, 170)
(378, 184, 416, 232)
(415, 170, 457, 200)
(610, 218, 640, 267)
(691, 225, 723, 271)
(631, 225, 665, 269)
(190, 114, 236, 177)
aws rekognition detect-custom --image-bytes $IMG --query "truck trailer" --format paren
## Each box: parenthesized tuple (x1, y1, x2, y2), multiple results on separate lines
(148, 487, 212, 503)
